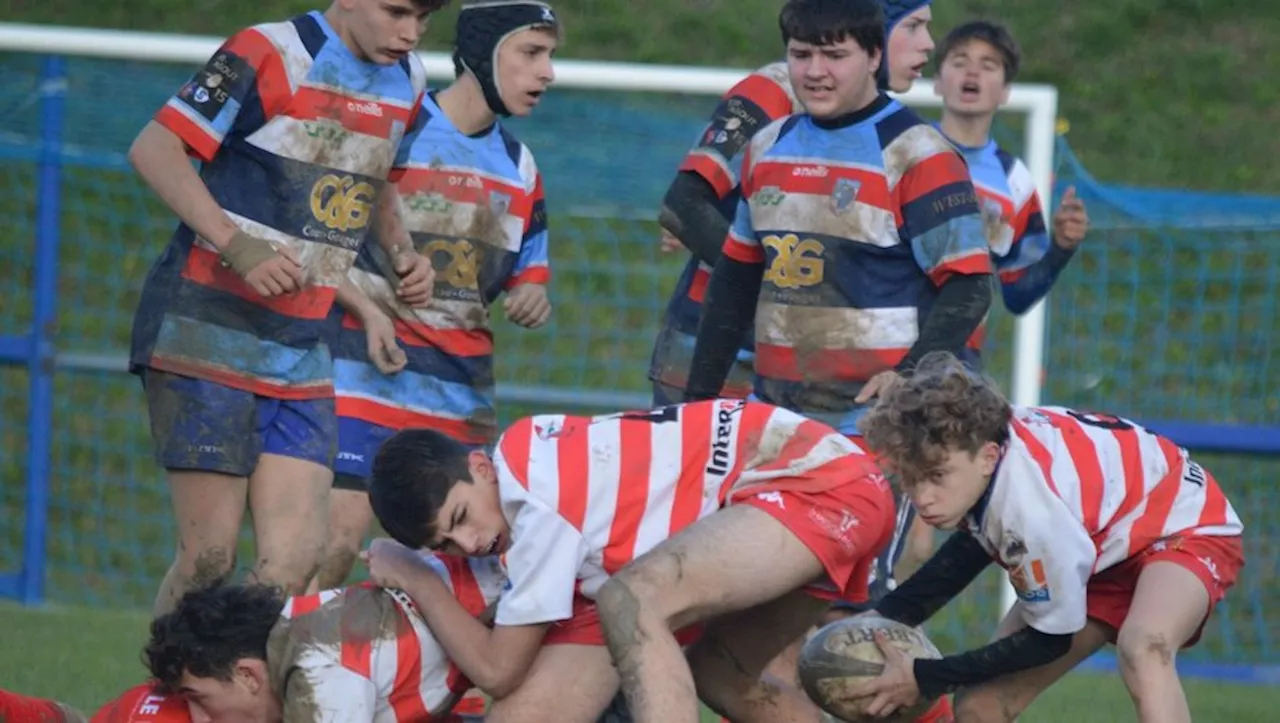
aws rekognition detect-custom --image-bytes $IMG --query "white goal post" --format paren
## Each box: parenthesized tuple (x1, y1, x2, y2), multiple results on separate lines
(0, 21, 1057, 617)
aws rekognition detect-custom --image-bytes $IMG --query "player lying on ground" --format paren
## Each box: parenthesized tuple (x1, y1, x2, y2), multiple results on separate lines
(843, 351, 1244, 723)
(126, 0, 442, 615)
(648, 0, 936, 407)
(132, 554, 505, 722)
(362, 399, 897, 723)
(931, 19, 1089, 371)
(318, 0, 559, 595)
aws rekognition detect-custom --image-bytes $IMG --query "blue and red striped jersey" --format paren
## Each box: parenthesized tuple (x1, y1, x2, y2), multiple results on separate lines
(130, 11, 429, 399)
(725, 95, 992, 434)
(332, 91, 549, 445)
(649, 62, 802, 396)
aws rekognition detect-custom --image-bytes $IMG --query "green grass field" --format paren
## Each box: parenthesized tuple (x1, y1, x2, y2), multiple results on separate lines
(3, 601, 1277, 721)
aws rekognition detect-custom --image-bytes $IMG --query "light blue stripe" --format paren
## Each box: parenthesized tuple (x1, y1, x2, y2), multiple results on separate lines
(153, 316, 331, 386)
(334, 358, 494, 419)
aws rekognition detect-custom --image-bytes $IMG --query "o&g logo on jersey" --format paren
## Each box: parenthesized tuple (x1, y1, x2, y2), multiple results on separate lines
(308, 174, 375, 249)
(762, 233, 825, 289)
(422, 238, 480, 290)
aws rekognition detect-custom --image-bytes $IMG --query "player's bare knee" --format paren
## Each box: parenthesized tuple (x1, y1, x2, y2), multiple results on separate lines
(1116, 624, 1177, 678)
(598, 551, 687, 627)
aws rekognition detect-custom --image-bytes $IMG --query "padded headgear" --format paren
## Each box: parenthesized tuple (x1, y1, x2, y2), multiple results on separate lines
(876, 0, 931, 90)
(453, 0, 560, 116)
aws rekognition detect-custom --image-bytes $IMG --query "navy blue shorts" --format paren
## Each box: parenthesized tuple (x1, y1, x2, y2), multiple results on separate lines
(332, 416, 401, 491)
(142, 368, 336, 477)
(333, 416, 490, 492)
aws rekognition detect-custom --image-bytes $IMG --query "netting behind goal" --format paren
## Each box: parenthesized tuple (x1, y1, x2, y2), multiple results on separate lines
(0, 51, 1275, 668)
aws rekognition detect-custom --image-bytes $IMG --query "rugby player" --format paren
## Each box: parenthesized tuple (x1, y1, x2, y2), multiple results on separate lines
(848, 351, 1243, 723)
(648, 0, 937, 407)
(127, 0, 443, 614)
(317, 0, 558, 596)
(127, 555, 503, 722)
(931, 19, 1089, 372)
(363, 398, 896, 723)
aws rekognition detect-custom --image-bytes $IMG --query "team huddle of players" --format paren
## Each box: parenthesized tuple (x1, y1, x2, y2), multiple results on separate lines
(0, 0, 1246, 722)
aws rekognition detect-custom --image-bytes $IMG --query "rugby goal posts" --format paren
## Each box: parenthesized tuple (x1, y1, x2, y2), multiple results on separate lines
(0, 22, 1058, 616)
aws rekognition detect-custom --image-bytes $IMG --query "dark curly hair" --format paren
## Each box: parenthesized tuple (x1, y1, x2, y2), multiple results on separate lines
(857, 351, 1012, 484)
(143, 582, 285, 693)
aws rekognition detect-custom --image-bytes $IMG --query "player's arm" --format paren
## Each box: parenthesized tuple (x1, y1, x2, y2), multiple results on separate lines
(874, 531, 994, 627)
(867, 500, 1095, 704)
(366, 492, 586, 698)
(373, 97, 435, 308)
(504, 154, 552, 329)
(895, 146, 995, 373)
(870, 533, 1069, 700)
(337, 275, 406, 375)
(995, 165, 1083, 314)
(661, 71, 794, 265)
(683, 191, 765, 401)
(128, 29, 302, 294)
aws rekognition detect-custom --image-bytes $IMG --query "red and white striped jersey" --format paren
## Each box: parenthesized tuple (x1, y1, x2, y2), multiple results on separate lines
(267, 554, 505, 722)
(490, 399, 881, 627)
(969, 405, 1243, 636)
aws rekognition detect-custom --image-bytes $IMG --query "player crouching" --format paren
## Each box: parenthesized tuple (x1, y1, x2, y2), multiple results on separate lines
(841, 351, 1243, 723)
(120, 555, 505, 722)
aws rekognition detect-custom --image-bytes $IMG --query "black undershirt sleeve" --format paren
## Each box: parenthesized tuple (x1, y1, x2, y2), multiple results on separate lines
(875, 532, 994, 628)
(682, 255, 763, 401)
(894, 272, 993, 373)
(913, 627, 1074, 700)
(658, 172, 733, 268)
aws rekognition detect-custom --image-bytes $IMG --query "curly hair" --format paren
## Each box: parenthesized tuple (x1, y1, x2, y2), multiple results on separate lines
(143, 582, 285, 693)
(857, 351, 1012, 483)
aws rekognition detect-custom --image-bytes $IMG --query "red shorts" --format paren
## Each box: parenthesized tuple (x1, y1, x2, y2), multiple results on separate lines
(1087, 533, 1244, 647)
(732, 461, 896, 604)
(542, 594, 705, 647)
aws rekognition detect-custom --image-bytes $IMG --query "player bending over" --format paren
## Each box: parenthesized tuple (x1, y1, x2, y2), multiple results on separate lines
(126, 0, 442, 614)
(932, 20, 1089, 372)
(129, 555, 505, 722)
(648, 0, 936, 407)
(318, 0, 558, 595)
(845, 351, 1244, 723)
(362, 399, 897, 723)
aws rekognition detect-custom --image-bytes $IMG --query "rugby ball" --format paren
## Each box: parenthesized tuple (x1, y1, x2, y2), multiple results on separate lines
(798, 614, 943, 722)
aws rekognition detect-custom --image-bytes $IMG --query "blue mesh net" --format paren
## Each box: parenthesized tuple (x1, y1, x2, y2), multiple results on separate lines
(0, 52, 1275, 667)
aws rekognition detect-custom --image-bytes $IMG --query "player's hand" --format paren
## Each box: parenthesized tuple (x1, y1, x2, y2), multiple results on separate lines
(848, 630, 922, 718)
(1051, 185, 1089, 250)
(363, 310, 407, 375)
(223, 231, 305, 297)
(360, 537, 435, 591)
(391, 244, 435, 308)
(855, 370, 900, 404)
(504, 283, 552, 328)
(659, 228, 685, 254)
